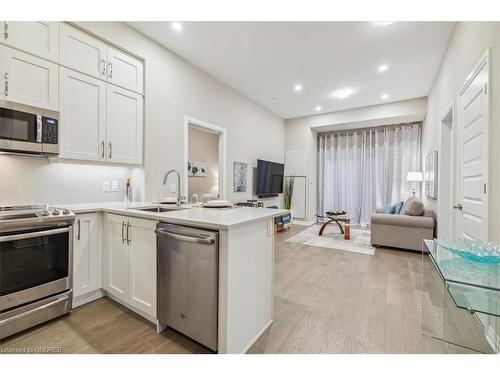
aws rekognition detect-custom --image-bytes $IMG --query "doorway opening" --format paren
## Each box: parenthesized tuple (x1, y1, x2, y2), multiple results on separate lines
(437, 101, 455, 238)
(184, 117, 226, 203)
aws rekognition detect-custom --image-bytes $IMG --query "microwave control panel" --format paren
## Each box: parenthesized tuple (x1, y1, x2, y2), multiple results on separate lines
(41, 117, 58, 144)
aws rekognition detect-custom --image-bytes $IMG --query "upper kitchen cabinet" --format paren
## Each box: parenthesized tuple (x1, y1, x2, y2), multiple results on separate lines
(0, 21, 59, 62)
(0, 45, 58, 110)
(59, 67, 106, 162)
(107, 47, 144, 94)
(106, 85, 143, 165)
(59, 23, 107, 81)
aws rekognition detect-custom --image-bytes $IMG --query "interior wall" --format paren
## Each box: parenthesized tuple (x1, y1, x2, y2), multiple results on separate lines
(187, 127, 219, 199)
(284, 97, 428, 223)
(75, 22, 285, 206)
(422, 21, 500, 244)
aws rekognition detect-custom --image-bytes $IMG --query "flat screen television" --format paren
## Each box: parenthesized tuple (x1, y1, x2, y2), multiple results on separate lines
(256, 159, 284, 197)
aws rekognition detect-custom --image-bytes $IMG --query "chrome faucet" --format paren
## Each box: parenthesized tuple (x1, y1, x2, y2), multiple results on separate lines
(162, 169, 184, 205)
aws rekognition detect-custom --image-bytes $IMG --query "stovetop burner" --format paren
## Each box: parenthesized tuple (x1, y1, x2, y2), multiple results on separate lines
(0, 204, 75, 233)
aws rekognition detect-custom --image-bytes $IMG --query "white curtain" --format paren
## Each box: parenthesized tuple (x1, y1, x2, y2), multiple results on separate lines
(318, 123, 421, 225)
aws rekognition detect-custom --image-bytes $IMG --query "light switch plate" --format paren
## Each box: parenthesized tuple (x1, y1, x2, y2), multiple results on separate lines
(111, 181, 119, 192)
(102, 181, 111, 192)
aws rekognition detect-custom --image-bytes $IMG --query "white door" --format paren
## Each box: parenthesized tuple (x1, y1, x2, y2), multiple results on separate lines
(0, 45, 58, 110)
(0, 21, 59, 62)
(456, 53, 489, 241)
(106, 84, 143, 165)
(106, 214, 129, 302)
(128, 218, 157, 317)
(107, 46, 144, 94)
(59, 23, 107, 80)
(59, 67, 107, 161)
(73, 213, 101, 298)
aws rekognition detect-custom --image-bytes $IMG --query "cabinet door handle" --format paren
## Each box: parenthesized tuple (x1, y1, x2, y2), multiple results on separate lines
(108, 62, 113, 79)
(4, 22, 8, 40)
(126, 222, 131, 245)
(108, 142, 112, 159)
(77, 219, 81, 241)
(100, 59, 106, 76)
(121, 221, 126, 244)
(4, 73, 8, 97)
(101, 141, 105, 158)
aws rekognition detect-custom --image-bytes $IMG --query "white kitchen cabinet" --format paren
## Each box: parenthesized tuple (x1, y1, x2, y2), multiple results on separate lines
(103, 214, 157, 318)
(128, 217, 157, 317)
(106, 84, 143, 165)
(59, 67, 107, 161)
(73, 213, 101, 298)
(106, 214, 130, 302)
(107, 46, 144, 94)
(59, 23, 107, 81)
(0, 45, 58, 110)
(0, 21, 59, 62)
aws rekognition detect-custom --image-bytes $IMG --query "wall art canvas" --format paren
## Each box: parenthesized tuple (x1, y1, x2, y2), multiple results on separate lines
(233, 161, 248, 192)
(188, 161, 207, 177)
(425, 150, 438, 199)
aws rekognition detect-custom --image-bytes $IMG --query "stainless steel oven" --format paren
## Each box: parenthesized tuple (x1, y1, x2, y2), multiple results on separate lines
(0, 205, 74, 339)
(0, 99, 59, 155)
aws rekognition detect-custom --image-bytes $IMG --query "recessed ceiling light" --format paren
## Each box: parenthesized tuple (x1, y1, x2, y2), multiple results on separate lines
(378, 64, 389, 72)
(332, 88, 354, 99)
(373, 22, 395, 26)
(171, 22, 183, 32)
(294, 84, 303, 92)
(381, 93, 389, 100)
(315, 106, 322, 111)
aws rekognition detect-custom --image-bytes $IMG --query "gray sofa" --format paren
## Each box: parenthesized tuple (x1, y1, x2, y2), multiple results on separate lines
(371, 198, 435, 251)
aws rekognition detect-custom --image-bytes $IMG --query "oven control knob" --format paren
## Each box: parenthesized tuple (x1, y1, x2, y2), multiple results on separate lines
(62, 208, 71, 215)
(41, 209, 50, 216)
(52, 209, 60, 216)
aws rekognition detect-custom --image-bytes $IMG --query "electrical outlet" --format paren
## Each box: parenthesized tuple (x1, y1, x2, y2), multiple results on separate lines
(102, 181, 111, 192)
(170, 184, 177, 193)
(111, 181, 119, 192)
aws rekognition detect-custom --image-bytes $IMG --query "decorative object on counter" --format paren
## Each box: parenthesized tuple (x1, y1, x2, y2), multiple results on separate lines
(202, 200, 233, 208)
(424, 151, 438, 199)
(437, 238, 500, 264)
(235, 200, 264, 208)
(125, 178, 133, 206)
(407, 171, 423, 197)
(233, 161, 248, 192)
(188, 161, 207, 177)
(282, 176, 295, 210)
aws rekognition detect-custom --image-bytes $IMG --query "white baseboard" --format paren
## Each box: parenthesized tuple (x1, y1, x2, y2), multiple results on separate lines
(105, 291, 156, 324)
(72, 288, 105, 308)
(241, 319, 273, 353)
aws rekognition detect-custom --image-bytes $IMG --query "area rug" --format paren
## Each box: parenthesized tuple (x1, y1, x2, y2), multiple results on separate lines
(286, 224, 375, 256)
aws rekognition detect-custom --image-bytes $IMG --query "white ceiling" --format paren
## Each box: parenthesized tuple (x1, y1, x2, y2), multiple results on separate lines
(128, 21, 455, 119)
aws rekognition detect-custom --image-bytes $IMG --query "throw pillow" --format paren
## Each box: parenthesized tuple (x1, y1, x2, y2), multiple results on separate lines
(401, 197, 424, 216)
(394, 201, 404, 214)
(382, 204, 396, 214)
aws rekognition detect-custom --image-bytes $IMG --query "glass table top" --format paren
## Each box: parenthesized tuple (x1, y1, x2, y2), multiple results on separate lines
(424, 239, 500, 317)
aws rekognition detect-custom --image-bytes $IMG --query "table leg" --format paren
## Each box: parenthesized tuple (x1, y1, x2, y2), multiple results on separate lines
(318, 219, 334, 235)
(344, 219, 351, 240)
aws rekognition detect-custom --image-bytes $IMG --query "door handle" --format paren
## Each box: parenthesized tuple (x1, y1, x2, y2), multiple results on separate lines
(0, 295, 69, 327)
(154, 229, 215, 244)
(121, 221, 126, 244)
(108, 62, 113, 79)
(101, 141, 105, 159)
(0, 227, 70, 243)
(4, 21, 8, 40)
(77, 219, 81, 241)
(4, 72, 8, 97)
(127, 222, 131, 245)
(101, 59, 106, 76)
(108, 142, 112, 159)
(453, 204, 463, 211)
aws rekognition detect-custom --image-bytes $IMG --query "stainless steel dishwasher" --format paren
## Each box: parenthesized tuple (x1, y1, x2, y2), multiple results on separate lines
(156, 222, 218, 351)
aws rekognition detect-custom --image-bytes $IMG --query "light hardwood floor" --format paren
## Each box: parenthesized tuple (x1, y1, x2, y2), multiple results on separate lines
(0, 225, 470, 354)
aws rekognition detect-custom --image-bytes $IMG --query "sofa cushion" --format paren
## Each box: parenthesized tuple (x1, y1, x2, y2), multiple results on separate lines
(400, 197, 424, 216)
(371, 213, 434, 229)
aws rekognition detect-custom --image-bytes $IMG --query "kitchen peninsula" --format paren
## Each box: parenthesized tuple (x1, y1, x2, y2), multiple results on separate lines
(65, 202, 287, 354)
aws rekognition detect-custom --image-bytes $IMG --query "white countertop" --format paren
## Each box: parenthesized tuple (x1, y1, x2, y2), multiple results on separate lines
(63, 201, 288, 230)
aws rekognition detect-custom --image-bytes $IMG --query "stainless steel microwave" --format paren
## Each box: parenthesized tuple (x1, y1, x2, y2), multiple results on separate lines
(0, 99, 59, 155)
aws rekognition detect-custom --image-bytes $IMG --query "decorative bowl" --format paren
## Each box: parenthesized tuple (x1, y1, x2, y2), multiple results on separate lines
(437, 238, 500, 264)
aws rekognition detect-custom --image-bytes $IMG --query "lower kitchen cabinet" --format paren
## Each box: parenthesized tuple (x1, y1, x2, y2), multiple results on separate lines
(103, 214, 157, 318)
(73, 213, 101, 298)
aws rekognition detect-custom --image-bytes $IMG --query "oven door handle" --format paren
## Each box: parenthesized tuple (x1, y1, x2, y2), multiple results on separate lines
(0, 295, 69, 327)
(0, 227, 70, 243)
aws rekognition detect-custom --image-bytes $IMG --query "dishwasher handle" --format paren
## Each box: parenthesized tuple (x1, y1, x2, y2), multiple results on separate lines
(155, 229, 214, 245)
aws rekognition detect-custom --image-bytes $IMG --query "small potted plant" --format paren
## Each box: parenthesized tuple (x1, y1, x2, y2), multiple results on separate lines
(283, 176, 295, 210)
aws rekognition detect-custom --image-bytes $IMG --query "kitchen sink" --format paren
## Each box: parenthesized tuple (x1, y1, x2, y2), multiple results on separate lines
(134, 206, 188, 213)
